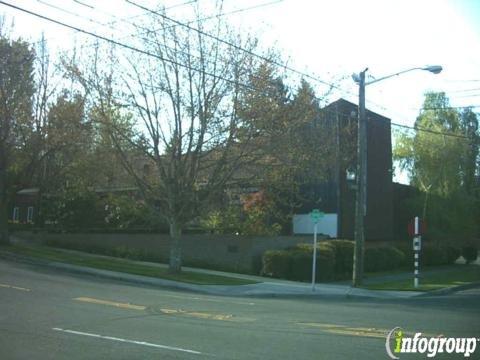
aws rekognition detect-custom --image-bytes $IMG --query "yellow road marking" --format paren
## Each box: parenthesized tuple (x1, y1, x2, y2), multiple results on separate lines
(298, 322, 343, 328)
(73, 297, 253, 322)
(160, 293, 255, 306)
(74, 297, 146, 310)
(298, 322, 386, 339)
(159, 308, 236, 321)
(0, 283, 31, 292)
(297, 322, 438, 339)
(323, 328, 387, 339)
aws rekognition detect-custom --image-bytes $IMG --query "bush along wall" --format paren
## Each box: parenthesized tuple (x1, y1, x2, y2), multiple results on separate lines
(396, 242, 464, 267)
(261, 244, 335, 282)
(261, 240, 463, 282)
(364, 247, 405, 272)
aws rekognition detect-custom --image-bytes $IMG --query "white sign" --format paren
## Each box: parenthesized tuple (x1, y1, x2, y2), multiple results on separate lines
(293, 213, 338, 238)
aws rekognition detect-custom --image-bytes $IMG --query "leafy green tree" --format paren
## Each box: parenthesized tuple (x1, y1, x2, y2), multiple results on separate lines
(237, 64, 334, 231)
(0, 33, 35, 243)
(394, 92, 479, 240)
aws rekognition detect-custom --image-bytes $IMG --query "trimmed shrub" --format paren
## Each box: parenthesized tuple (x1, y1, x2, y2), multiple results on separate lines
(364, 248, 381, 272)
(288, 250, 312, 281)
(445, 245, 462, 264)
(252, 255, 263, 275)
(421, 244, 449, 266)
(462, 245, 478, 263)
(383, 247, 405, 269)
(261, 250, 291, 278)
(364, 247, 405, 272)
(395, 243, 413, 267)
(261, 245, 335, 282)
(324, 240, 354, 279)
(395, 242, 461, 267)
(314, 245, 336, 282)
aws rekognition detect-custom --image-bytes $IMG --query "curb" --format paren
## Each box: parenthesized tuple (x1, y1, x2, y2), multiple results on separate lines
(0, 250, 426, 300)
(416, 281, 480, 297)
(0, 250, 218, 295)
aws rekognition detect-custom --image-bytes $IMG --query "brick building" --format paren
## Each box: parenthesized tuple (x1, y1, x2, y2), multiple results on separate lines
(295, 98, 394, 241)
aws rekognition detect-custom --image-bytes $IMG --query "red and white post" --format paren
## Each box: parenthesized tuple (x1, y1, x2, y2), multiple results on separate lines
(413, 217, 422, 288)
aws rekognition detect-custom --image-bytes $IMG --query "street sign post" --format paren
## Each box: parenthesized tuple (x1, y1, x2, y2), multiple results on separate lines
(310, 209, 324, 292)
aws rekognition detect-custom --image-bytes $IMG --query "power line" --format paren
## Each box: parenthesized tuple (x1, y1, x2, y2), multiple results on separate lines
(33, 0, 274, 75)
(37, 0, 119, 30)
(32, 0, 197, 46)
(4, 0, 327, 105)
(72, 0, 93, 10)
(2, 2, 473, 143)
(445, 87, 480, 94)
(0, 1, 255, 90)
(421, 105, 480, 110)
(449, 93, 480, 99)
(390, 122, 472, 140)
(446, 79, 480, 83)
(31, 0, 282, 64)
(124, 0, 395, 114)
(29, 0, 360, 111)
(319, 106, 475, 141)
(68, 0, 197, 27)
(35, 0, 203, 65)
(145, 0, 284, 33)
(124, 0, 356, 98)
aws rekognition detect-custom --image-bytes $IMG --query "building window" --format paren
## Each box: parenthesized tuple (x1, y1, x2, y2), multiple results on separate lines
(12, 207, 19, 222)
(27, 207, 34, 223)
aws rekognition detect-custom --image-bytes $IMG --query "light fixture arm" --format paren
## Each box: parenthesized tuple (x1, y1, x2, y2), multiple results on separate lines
(359, 65, 443, 86)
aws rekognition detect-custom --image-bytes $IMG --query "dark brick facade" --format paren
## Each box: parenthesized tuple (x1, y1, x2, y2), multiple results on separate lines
(322, 99, 393, 241)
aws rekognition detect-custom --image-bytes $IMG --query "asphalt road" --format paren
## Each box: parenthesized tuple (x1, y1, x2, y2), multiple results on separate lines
(0, 260, 479, 360)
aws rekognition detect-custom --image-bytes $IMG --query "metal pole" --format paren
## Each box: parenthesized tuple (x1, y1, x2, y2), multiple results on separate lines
(312, 222, 318, 292)
(353, 69, 367, 287)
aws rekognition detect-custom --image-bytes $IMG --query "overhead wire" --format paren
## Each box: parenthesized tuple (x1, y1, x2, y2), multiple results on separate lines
(31, 0, 198, 47)
(0, 1, 252, 89)
(31, 0, 363, 110)
(124, 0, 355, 97)
(30, 0, 284, 68)
(1, 1, 478, 143)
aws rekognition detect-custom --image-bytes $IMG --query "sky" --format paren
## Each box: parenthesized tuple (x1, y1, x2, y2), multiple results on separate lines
(1, 0, 480, 183)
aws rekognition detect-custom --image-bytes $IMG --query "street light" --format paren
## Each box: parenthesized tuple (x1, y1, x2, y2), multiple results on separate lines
(351, 65, 442, 287)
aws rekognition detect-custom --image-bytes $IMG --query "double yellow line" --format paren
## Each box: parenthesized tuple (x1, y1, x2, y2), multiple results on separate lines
(73, 296, 253, 322)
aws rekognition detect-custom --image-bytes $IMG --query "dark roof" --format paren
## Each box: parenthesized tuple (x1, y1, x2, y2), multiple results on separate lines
(322, 98, 391, 124)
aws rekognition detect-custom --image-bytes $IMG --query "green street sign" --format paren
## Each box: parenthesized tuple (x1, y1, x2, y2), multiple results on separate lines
(310, 209, 324, 224)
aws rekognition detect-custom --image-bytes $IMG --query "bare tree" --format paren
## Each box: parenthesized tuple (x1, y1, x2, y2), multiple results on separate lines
(68, 9, 263, 272)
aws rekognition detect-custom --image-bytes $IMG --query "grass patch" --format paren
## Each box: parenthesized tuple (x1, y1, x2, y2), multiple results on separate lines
(363, 265, 480, 291)
(0, 244, 257, 286)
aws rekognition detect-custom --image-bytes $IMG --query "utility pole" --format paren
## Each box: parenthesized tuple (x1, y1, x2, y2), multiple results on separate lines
(352, 68, 367, 287)
(350, 65, 442, 287)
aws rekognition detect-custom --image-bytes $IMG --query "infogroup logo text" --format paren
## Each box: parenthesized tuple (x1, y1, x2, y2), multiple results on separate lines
(385, 327, 478, 359)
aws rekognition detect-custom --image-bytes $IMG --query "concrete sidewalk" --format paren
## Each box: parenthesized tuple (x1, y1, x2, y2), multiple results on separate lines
(0, 243, 423, 299)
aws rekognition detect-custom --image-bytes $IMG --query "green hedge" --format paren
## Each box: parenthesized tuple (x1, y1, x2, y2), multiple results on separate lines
(324, 240, 354, 279)
(262, 250, 291, 279)
(261, 244, 335, 282)
(261, 240, 464, 282)
(462, 245, 478, 263)
(395, 242, 462, 267)
(364, 247, 405, 272)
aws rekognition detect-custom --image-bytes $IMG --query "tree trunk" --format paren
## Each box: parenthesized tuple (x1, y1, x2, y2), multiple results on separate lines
(0, 171, 9, 245)
(168, 220, 182, 273)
